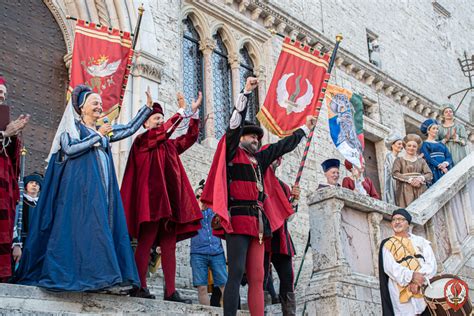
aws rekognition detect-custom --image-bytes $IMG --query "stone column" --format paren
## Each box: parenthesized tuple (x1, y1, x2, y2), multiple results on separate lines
(368, 212, 384, 276)
(199, 38, 216, 145)
(309, 198, 349, 273)
(228, 53, 241, 105)
(444, 206, 462, 254)
(255, 65, 266, 107)
(426, 218, 442, 272)
(460, 186, 474, 235)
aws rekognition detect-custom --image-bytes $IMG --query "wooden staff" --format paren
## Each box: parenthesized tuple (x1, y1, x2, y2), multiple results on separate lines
(288, 34, 343, 291)
(132, 4, 145, 50)
(293, 34, 343, 189)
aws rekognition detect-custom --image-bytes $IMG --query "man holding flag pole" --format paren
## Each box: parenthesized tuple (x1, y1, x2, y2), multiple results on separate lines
(201, 76, 316, 316)
(255, 33, 343, 316)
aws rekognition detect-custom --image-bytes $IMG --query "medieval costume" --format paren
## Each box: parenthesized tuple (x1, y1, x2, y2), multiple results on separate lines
(392, 157, 432, 208)
(0, 110, 21, 281)
(16, 85, 147, 291)
(12, 173, 44, 247)
(342, 160, 380, 199)
(201, 90, 308, 316)
(121, 103, 202, 301)
(0, 75, 22, 281)
(420, 119, 453, 185)
(437, 104, 469, 165)
(383, 133, 403, 205)
(262, 157, 297, 316)
(379, 209, 437, 316)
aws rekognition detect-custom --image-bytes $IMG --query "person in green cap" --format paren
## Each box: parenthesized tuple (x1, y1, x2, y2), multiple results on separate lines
(437, 104, 469, 165)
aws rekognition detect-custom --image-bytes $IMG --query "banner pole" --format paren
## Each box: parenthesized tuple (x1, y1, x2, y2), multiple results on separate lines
(293, 34, 343, 189)
(132, 4, 145, 50)
(292, 34, 343, 291)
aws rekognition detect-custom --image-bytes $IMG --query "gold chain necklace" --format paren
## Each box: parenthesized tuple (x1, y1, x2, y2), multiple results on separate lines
(248, 155, 263, 192)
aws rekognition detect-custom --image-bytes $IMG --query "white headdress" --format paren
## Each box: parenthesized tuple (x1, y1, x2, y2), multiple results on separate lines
(46, 99, 80, 163)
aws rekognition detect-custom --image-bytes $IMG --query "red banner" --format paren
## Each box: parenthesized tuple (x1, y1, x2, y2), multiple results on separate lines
(257, 37, 330, 137)
(69, 20, 133, 121)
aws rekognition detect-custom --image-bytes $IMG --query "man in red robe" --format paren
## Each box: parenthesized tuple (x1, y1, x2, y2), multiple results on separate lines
(201, 77, 316, 316)
(0, 76, 29, 281)
(342, 160, 380, 199)
(261, 148, 299, 316)
(121, 92, 203, 301)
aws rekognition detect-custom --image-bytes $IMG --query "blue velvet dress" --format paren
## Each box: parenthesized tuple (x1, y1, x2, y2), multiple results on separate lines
(16, 105, 151, 291)
(420, 140, 453, 185)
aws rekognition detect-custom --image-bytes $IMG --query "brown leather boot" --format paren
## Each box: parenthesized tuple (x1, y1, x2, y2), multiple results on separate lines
(279, 292, 296, 316)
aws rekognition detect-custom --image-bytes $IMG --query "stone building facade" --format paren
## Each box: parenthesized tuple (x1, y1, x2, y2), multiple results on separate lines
(1, 0, 473, 314)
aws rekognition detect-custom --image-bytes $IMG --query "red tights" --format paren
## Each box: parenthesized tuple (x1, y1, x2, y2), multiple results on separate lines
(135, 221, 176, 297)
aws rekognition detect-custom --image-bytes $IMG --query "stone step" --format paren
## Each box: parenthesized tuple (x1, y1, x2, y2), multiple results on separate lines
(0, 283, 252, 316)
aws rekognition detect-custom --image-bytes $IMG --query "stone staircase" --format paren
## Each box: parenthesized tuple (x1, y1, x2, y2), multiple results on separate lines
(0, 283, 250, 315)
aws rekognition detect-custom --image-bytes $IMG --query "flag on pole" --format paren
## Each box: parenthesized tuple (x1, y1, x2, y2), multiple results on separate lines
(68, 20, 133, 121)
(325, 84, 364, 168)
(257, 37, 330, 137)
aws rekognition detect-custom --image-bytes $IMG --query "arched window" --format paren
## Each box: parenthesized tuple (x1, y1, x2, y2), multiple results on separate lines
(182, 17, 205, 141)
(212, 32, 232, 140)
(239, 46, 259, 123)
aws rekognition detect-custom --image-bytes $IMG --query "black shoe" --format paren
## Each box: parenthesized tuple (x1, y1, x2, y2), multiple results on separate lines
(280, 292, 296, 316)
(130, 287, 156, 299)
(271, 295, 281, 305)
(164, 291, 192, 304)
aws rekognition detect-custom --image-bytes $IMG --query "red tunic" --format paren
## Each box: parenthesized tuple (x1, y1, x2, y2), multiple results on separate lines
(0, 136, 20, 278)
(264, 174, 295, 257)
(121, 114, 202, 241)
(201, 129, 303, 237)
(342, 176, 380, 199)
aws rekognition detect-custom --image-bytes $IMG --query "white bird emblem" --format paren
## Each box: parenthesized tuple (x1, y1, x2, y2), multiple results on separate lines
(276, 73, 314, 114)
(86, 59, 121, 78)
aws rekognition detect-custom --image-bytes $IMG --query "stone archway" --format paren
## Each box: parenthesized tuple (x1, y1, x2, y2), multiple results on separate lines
(0, 1, 68, 173)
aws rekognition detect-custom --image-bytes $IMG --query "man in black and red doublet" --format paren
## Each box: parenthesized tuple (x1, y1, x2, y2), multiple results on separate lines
(202, 77, 315, 316)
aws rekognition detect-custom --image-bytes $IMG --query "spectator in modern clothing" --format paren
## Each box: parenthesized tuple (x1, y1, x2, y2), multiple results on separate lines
(191, 180, 228, 305)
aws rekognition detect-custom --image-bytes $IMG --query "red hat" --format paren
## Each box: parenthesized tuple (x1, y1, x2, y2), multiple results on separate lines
(151, 102, 164, 116)
(0, 76, 6, 86)
(143, 102, 164, 128)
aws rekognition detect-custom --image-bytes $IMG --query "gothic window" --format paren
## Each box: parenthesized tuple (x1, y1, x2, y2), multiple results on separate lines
(239, 46, 259, 123)
(212, 32, 232, 140)
(182, 17, 205, 141)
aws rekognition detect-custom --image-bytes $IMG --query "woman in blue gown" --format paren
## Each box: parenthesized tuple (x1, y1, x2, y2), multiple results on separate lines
(16, 85, 153, 291)
(420, 119, 453, 186)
